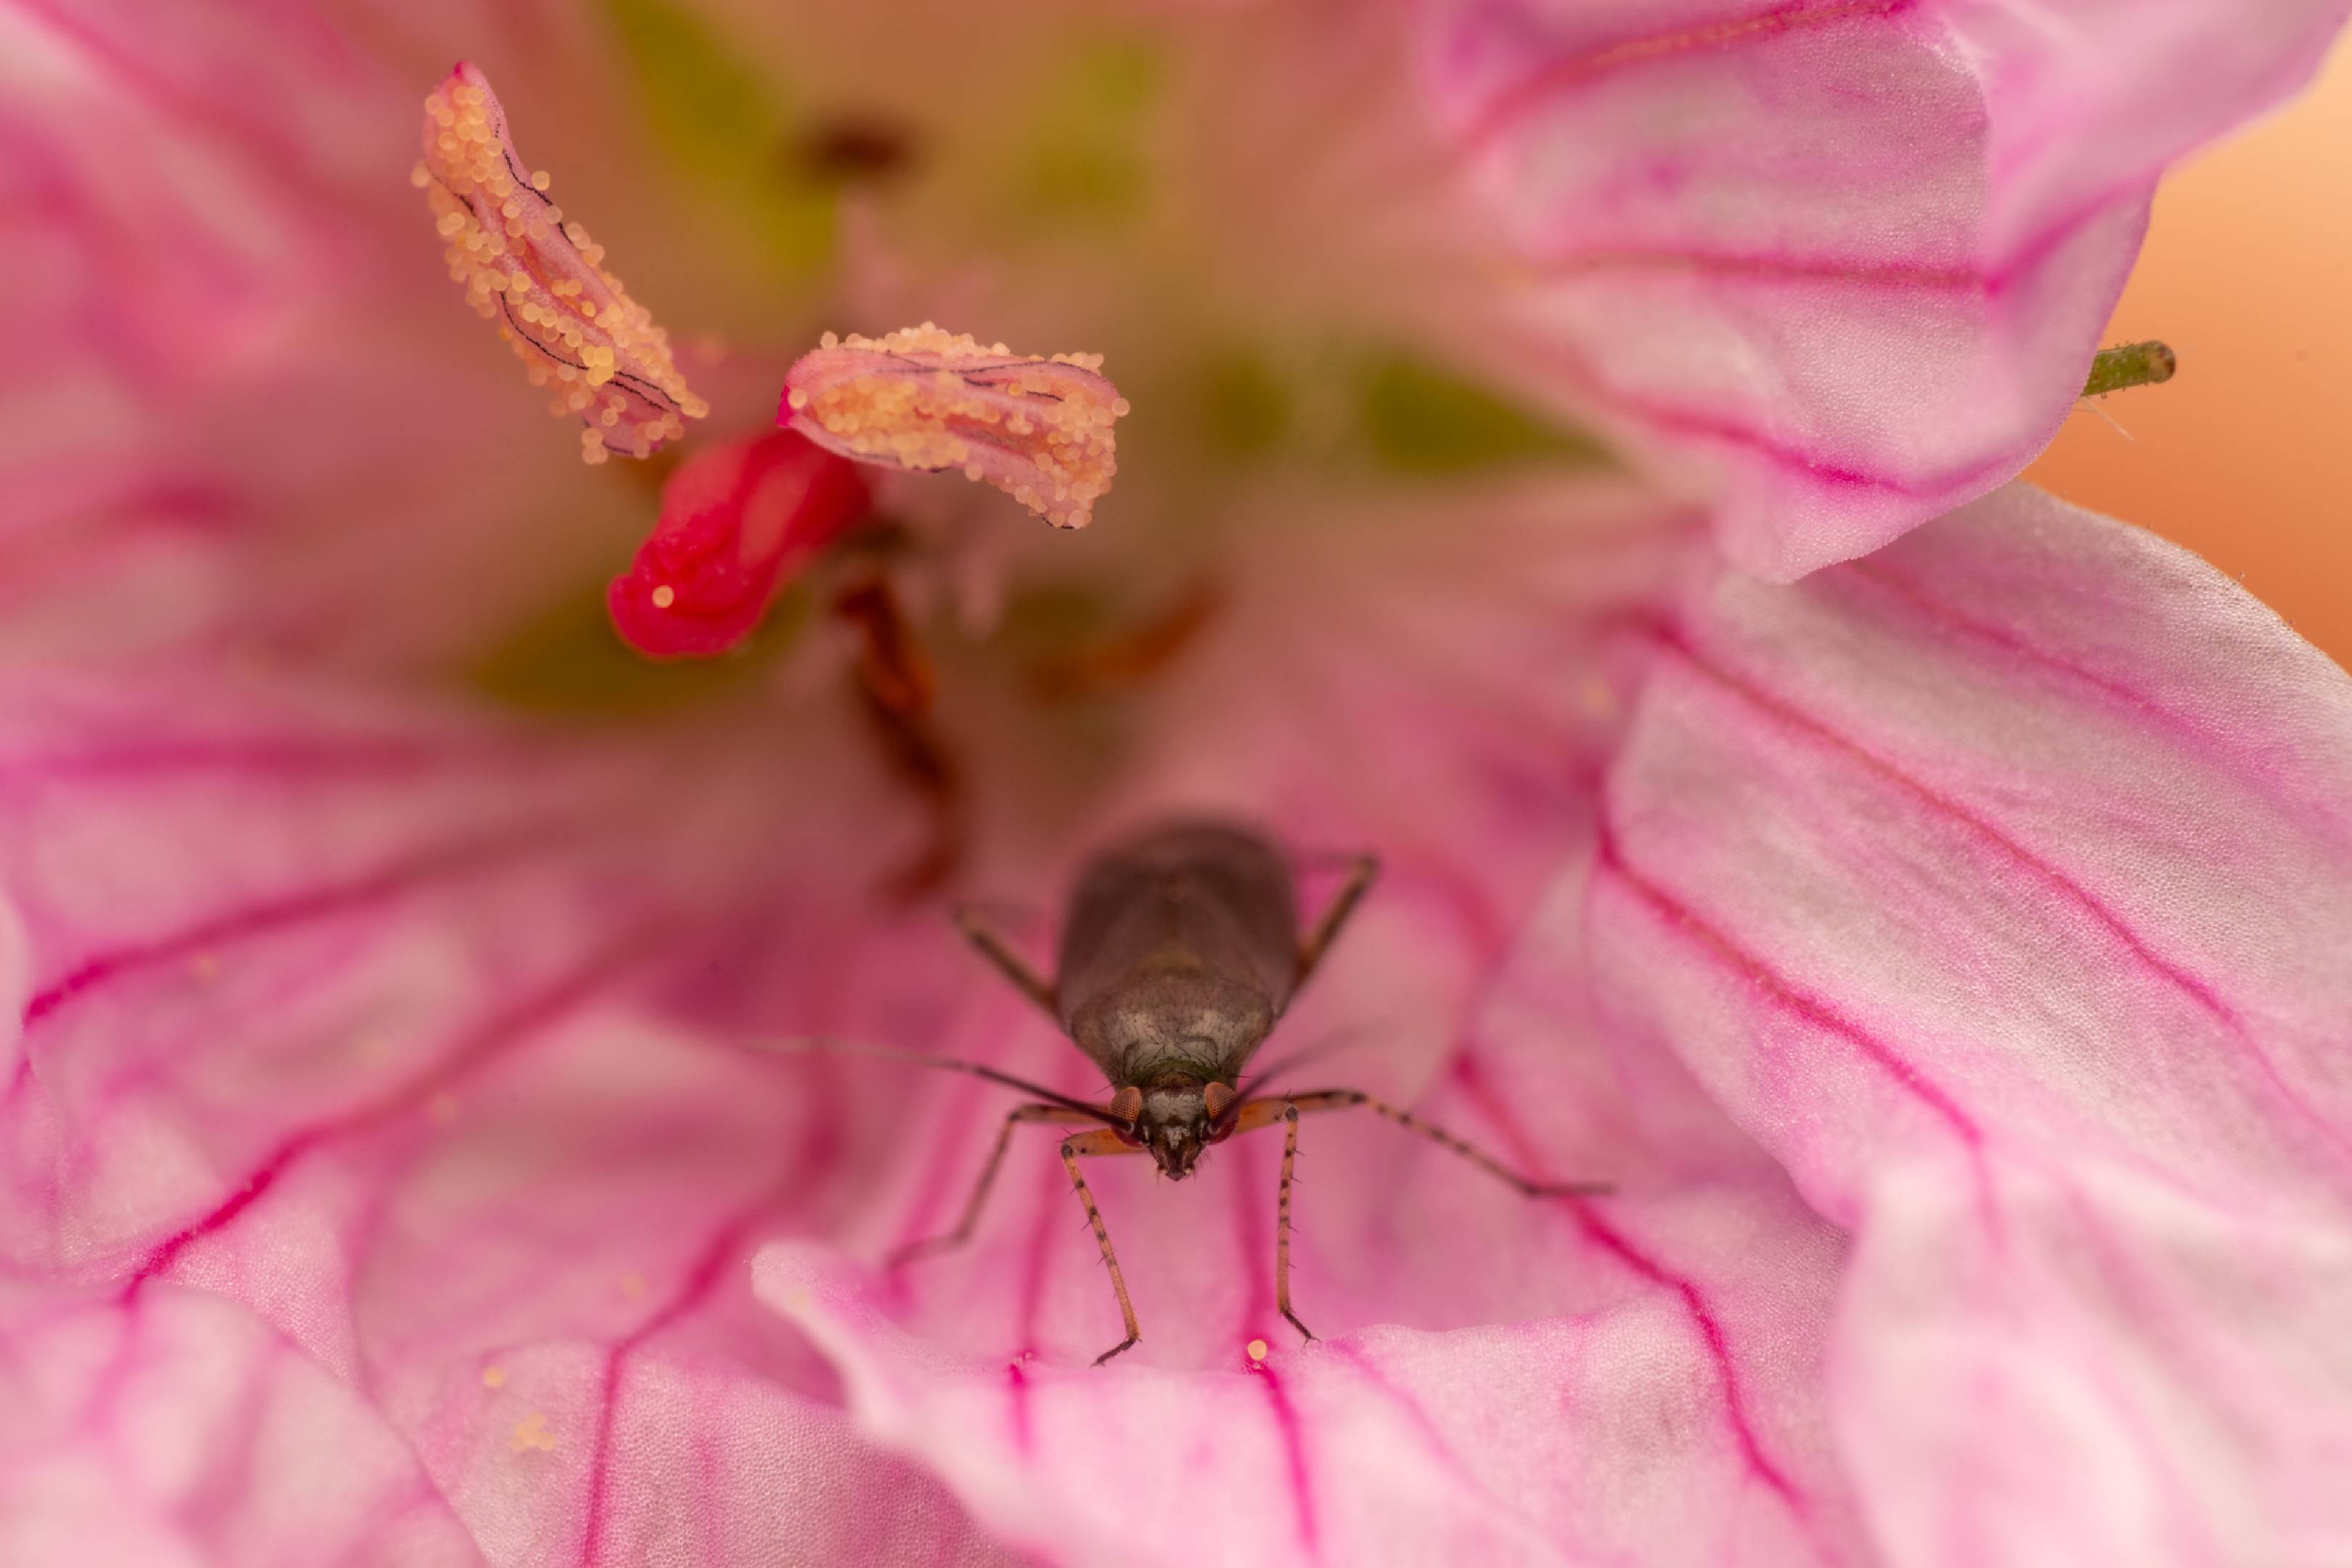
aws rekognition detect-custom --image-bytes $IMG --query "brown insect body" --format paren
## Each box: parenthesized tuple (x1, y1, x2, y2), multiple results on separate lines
(1055, 822, 1297, 1178)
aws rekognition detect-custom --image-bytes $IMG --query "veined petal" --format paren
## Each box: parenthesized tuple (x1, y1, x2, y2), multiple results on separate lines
(0, 1286, 486, 1567)
(606, 430, 870, 659)
(1419, 0, 2352, 579)
(781, 324, 1128, 529)
(0, 667, 1016, 1564)
(419, 63, 709, 465)
(748, 481, 1877, 1565)
(1591, 483, 2352, 1563)
(764, 1191, 1855, 1568)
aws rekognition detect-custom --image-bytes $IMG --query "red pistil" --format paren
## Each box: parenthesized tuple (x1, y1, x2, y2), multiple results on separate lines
(606, 430, 870, 658)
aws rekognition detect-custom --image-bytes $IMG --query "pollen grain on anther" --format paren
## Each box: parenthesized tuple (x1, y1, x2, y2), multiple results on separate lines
(780, 322, 1128, 529)
(419, 62, 708, 464)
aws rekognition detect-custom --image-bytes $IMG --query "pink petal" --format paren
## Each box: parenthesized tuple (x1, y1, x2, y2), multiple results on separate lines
(0, 0, 391, 644)
(0, 1286, 486, 1567)
(1591, 482, 2352, 1562)
(740, 482, 1883, 1564)
(780, 324, 1128, 529)
(0, 669, 1014, 1564)
(419, 63, 709, 465)
(762, 1213, 1853, 1568)
(605, 430, 871, 660)
(1419, 1, 2352, 579)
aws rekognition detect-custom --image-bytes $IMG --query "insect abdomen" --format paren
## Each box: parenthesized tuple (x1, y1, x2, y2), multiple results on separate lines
(1054, 821, 1299, 1082)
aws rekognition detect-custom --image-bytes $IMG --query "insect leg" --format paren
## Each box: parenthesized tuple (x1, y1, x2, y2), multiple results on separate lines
(1061, 1127, 1148, 1365)
(952, 905, 1058, 1018)
(1275, 1103, 1314, 1344)
(1294, 854, 1380, 988)
(1280, 1088, 1612, 1199)
(890, 1102, 1104, 1270)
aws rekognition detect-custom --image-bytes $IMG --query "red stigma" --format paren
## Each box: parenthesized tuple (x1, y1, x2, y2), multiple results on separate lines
(607, 430, 871, 659)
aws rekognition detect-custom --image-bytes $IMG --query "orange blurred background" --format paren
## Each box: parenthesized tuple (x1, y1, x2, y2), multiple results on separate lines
(2026, 38, 2352, 666)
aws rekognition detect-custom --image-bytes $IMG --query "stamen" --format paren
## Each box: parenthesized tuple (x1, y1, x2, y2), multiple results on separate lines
(418, 62, 709, 463)
(779, 322, 1129, 529)
(606, 430, 870, 658)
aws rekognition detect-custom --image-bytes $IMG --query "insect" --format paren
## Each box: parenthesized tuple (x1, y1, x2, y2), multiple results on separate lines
(793, 819, 1608, 1365)
(2080, 338, 2177, 398)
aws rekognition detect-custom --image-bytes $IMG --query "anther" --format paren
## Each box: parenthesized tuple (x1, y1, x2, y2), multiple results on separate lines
(778, 324, 1128, 529)
(419, 62, 707, 464)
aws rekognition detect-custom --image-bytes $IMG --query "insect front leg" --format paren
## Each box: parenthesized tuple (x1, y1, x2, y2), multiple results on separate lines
(1294, 853, 1379, 989)
(1060, 1127, 1148, 1366)
(1276, 1103, 1312, 1344)
(890, 1102, 1103, 1270)
(1223, 1089, 1612, 1344)
(1217, 1097, 1319, 1342)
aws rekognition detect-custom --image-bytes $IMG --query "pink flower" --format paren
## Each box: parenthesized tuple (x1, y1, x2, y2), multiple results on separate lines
(3, 4, 2349, 1567)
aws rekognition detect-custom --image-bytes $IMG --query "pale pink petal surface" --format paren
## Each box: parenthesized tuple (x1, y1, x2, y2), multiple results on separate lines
(0, 1287, 486, 1567)
(0, 666, 1025, 1564)
(1591, 483, 2352, 1564)
(1420, 0, 2352, 579)
(6, 0, 2352, 1563)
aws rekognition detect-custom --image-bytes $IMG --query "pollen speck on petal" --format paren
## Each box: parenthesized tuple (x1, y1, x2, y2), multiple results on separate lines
(420, 62, 709, 463)
(779, 322, 1126, 529)
(606, 429, 870, 659)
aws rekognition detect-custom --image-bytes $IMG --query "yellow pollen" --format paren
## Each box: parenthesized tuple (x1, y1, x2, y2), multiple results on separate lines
(510, 1411, 558, 1453)
(785, 323, 1127, 529)
(650, 584, 676, 608)
(420, 63, 702, 465)
(1246, 1338, 1269, 1362)
(481, 1365, 508, 1389)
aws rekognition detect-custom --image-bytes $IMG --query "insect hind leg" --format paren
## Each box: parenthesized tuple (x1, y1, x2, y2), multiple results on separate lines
(952, 904, 1058, 1017)
(1294, 853, 1379, 989)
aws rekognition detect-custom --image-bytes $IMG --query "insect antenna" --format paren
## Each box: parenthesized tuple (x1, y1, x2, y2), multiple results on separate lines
(752, 1035, 1128, 1127)
(1216, 1026, 1371, 1133)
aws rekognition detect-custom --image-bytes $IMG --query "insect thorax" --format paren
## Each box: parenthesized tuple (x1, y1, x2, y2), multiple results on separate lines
(1066, 966, 1275, 1089)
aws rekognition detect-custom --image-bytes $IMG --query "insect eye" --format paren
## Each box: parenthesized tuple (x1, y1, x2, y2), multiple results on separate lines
(1201, 1082, 1234, 1123)
(1106, 1086, 1143, 1124)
